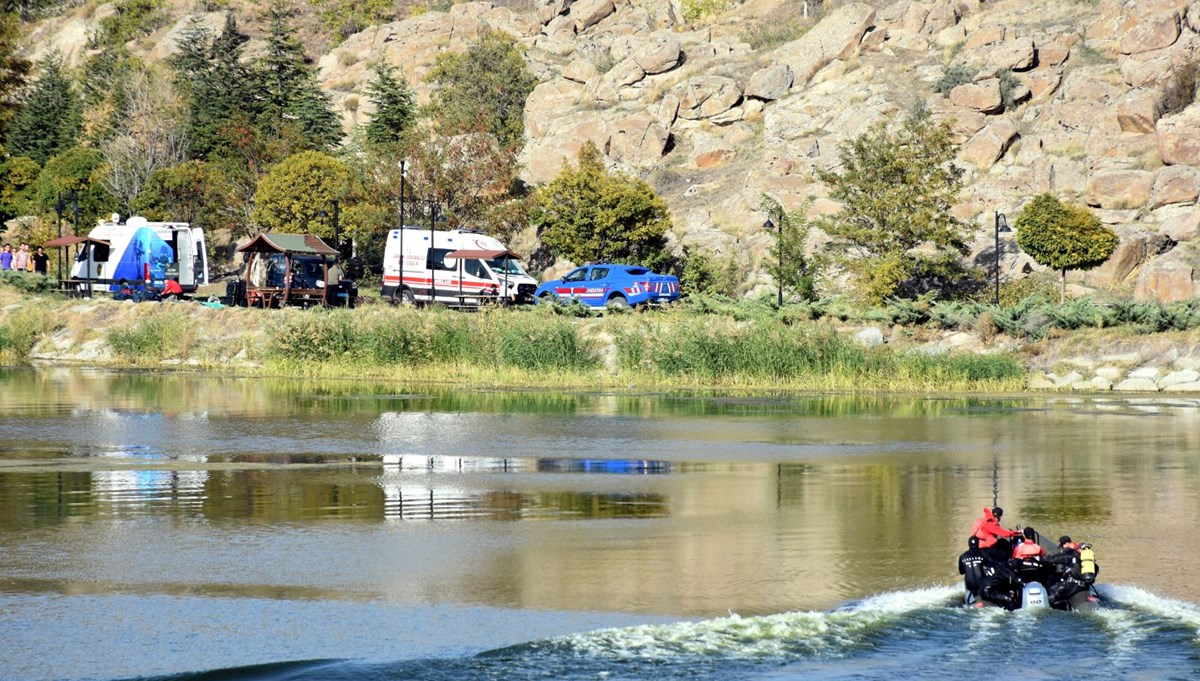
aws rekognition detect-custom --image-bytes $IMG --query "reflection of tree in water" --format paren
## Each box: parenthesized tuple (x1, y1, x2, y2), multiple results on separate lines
(0, 472, 95, 530)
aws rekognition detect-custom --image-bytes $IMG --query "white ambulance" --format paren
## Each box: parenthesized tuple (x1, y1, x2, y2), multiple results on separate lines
(380, 227, 537, 306)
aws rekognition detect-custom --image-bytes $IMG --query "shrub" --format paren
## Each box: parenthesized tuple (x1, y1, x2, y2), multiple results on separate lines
(0, 270, 56, 294)
(934, 64, 976, 96)
(997, 69, 1022, 110)
(680, 0, 735, 22)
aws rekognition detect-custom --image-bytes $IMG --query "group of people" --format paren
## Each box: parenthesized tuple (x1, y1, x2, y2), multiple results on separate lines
(958, 506, 1098, 610)
(0, 243, 49, 274)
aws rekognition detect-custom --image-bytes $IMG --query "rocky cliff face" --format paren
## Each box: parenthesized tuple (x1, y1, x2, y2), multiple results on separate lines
(25, 0, 1200, 299)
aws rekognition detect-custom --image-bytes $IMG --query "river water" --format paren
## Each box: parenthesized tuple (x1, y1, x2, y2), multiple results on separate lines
(2, 368, 1200, 681)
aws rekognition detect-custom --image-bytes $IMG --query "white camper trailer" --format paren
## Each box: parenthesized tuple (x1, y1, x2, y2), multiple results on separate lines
(380, 227, 536, 307)
(71, 215, 209, 293)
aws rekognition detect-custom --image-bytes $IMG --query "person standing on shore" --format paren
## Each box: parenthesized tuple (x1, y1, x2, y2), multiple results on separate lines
(32, 247, 49, 275)
(0, 244, 12, 270)
(12, 243, 29, 272)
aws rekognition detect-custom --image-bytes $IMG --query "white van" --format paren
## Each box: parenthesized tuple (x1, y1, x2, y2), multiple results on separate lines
(72, 215, 210, 293)
(381, 227, 537, 306)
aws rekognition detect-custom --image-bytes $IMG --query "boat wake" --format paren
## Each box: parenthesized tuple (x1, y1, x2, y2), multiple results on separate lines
(122, 585, 1200, 681)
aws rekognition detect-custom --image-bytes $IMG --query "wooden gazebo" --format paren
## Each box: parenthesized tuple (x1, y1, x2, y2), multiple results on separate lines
(236, 233, 339, 308)
(43, 235, 112, 297)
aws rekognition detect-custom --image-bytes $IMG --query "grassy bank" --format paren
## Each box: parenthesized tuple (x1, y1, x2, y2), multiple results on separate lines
(0, 291, 1026, 392)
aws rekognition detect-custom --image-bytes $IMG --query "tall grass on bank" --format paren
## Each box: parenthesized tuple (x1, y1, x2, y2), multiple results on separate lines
(0, 305, 55, 362)
(684, 292, 1200, 339)
(107, 309, 188, 361)
(614, 317, 1023, 389)
(267, 307, 600, 374)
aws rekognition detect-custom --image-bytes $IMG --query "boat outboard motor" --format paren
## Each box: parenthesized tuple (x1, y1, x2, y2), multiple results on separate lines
(1021, 582, 1049, 609)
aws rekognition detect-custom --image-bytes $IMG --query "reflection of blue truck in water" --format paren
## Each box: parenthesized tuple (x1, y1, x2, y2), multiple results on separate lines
(72, 215, 209, 293)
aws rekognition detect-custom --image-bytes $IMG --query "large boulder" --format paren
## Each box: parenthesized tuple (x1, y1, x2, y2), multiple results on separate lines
(1086, 226, 1175, 285)
(1119, 12, 1182, 55)
(676, 76, 742, 120)
(1159, 207, 1200, 241)
(1156, 105, 1200, 165)
(1087, 168, 1155, 209)
(949, 79, 1003, 113)
(745, 64, 794, 101)
(521, 116, 610, 184)
(774, 3, 876, 88)
(1134, 249, 1196, 301)
(1116, 90, 1162, 133)
(965, 24, 1006, 50)
(633, 35, 682, 74)
(961, 119, 1019, 169)
(1151, 165, 1199, 208)
(988, 37, 1036, 71)
(524, 81, 585, 138)
(608, 114, 669, 167)
(570, 0, 615, 32)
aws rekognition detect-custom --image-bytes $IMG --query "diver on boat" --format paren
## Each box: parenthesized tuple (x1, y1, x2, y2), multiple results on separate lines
(1046, 536, 1099, 609)
(958, 536, 986, 599)
(971, 506, 1020, 560)
(978, 558, 1021, 611)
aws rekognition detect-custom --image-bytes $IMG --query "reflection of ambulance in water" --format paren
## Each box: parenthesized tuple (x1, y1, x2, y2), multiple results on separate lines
(72, 215, 209, 293)
(380, 227, 537, 307)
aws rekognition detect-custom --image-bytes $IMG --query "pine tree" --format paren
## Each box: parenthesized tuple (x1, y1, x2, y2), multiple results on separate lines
(364, 62, 414, 147)
(8, 52, 81, 165)
(169, 14, 260, 159)
(0, 11, 31, 153)
(292, 77, 341, 149)
(257, 0, 341, 149)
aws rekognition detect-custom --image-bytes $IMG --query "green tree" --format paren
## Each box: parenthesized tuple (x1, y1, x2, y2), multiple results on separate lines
(1014, 193, 1118, 303)
(132, 160, 236, 232)
(402, 121, 524, 235)
(425, 30, 537, 150)
(169, 14, 261, 159)
(8, 52, 81, 165)
(0, 155, 39, 223)
(364, 61, 415, 147)
(33, 146, 113, 230)
(258, 1, 341, 149)
(251, 150, 349, 237)
(678, 247, 742, 297)
(0, 11, 31, 153)
(817, 110, 968, 303)
(533, 142, 672, 268)
(762, 195, 819, 301)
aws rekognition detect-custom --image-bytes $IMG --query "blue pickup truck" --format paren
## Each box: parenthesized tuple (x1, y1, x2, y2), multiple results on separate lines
(535, 264, 681, 308)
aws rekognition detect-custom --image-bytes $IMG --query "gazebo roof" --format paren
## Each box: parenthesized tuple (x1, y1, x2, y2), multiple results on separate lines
(236, 233, 338, 256)
(43, 236, 110, 248)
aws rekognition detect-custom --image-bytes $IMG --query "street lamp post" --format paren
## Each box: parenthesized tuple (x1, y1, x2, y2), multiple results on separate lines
(765, 216, 781, 306)
(398, 160, 407, 297)
(994, 211, 1011, 306)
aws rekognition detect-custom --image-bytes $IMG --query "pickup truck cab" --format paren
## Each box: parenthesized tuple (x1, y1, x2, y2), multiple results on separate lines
(535, 263, 681, 308)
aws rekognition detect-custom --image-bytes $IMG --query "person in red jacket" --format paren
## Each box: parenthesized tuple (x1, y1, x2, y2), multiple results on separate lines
(971, 506, 1019, 558)
(1012, 527, 1045, 559)
(1012, 526, 1050, 585)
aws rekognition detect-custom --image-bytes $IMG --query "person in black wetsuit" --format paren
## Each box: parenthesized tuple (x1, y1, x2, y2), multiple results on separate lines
(958, 536, 987, 600)
(979, 558, 1020, 610)
(1046, 536, 1094, 608)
